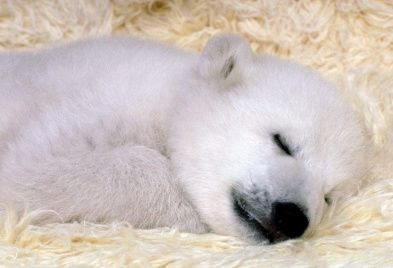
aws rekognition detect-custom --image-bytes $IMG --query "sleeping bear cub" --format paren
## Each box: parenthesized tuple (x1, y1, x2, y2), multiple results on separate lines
(0, 34, 367, 243)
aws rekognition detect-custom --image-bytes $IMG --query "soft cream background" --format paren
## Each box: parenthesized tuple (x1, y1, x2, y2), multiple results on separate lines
(0, 0, 392, 266)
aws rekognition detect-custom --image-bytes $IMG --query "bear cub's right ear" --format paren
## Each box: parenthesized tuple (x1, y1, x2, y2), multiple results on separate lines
(198, 34, 254, 89)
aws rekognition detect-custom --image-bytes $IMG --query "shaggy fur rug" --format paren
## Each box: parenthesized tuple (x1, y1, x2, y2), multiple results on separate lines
(1, 0, 393, 267)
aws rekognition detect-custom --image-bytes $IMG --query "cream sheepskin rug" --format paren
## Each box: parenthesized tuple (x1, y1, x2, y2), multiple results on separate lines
(1, 0, 393, 267)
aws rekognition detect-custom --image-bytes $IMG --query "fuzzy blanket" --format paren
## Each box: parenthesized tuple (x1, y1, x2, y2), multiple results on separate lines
(1, 0, 393, 267)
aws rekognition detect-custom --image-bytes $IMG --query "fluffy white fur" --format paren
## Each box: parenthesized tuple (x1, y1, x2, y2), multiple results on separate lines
(0, 34, 367, 243)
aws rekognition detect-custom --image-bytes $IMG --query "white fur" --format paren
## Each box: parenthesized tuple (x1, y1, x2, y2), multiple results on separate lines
(0, 34, 368, 242)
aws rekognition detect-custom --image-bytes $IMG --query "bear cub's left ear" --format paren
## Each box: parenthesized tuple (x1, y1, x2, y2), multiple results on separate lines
(198, 33, 254, 89)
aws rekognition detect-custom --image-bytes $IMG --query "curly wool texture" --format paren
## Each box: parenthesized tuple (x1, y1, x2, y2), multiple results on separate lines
(1, 0, 393, 266)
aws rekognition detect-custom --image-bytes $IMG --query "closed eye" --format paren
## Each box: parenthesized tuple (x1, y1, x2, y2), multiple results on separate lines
(273, 133, 292, 156)
(324, 196, 332, 205)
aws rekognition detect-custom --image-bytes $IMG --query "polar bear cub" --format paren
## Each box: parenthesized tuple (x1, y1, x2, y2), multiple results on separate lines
(0, 34, 367, 243)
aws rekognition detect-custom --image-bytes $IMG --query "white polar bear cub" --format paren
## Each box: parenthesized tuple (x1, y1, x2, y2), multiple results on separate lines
(0, 34, 367, 243)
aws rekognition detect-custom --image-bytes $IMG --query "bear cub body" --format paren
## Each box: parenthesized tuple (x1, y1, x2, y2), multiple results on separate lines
(0, 34, 367, 243)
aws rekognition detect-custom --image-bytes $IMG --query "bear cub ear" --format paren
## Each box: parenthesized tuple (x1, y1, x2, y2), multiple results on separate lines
(198, 34, 254, 89)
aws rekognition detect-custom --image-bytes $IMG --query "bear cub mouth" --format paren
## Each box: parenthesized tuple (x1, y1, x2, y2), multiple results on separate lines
(232, 190, 283, 243)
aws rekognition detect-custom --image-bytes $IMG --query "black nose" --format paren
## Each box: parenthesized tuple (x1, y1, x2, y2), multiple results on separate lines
(271, 202, 309, 239)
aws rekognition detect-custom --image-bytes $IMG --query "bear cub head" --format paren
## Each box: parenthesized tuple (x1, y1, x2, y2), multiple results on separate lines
(168, 34, 368, 244)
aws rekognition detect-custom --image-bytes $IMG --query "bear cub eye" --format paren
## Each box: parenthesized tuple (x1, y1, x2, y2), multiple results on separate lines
(273, 133, 293, 156)
(324, 196, 332, 205)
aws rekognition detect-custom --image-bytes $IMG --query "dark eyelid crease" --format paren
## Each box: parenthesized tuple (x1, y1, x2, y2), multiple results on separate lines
(324, 196, 331, 205)
(273, 133, 292, 156)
